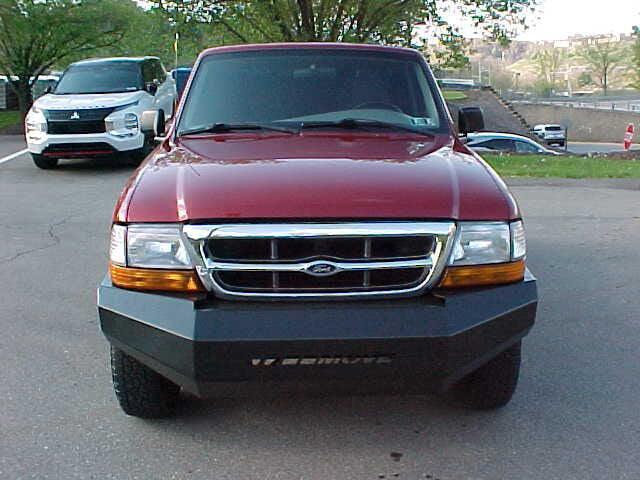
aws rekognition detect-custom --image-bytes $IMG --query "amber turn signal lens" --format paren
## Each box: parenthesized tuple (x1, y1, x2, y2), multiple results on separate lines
(439, 259, 525, 289)
(109, 263, 205, 293)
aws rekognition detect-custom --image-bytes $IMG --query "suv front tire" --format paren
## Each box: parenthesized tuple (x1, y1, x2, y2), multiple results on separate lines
(32, 154, 58, 169)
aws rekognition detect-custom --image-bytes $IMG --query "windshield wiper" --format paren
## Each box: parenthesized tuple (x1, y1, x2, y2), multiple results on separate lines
(54, 91, 135, 95)
(297, 118, 432, 136)
(179, 122, 297, 136)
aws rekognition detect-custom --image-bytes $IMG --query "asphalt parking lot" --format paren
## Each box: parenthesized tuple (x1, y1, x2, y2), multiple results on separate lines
(1, 140, 640, 479)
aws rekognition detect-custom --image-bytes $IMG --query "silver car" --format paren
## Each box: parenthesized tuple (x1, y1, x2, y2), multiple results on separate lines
(466, 132, 562, 155)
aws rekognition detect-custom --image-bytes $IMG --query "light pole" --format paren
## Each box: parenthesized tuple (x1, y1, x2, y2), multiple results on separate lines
(174, 31, 179, 70)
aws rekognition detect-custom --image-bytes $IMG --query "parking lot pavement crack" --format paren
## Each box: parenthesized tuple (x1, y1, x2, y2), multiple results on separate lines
(0, 215, 72, 265)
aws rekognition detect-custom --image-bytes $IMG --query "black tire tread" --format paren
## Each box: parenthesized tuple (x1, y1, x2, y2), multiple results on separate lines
(110, 347, 180, 418)
(32, 154, 58, 169)
(449, 341, 522, 410)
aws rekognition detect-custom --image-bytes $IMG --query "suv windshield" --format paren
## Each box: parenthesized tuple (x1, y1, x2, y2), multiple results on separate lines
(178, 50, 445, 136)
(55, 62, 143, 95)
(546, 126, 563, 131)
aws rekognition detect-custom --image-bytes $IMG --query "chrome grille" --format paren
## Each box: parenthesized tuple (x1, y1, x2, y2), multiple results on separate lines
(183, 222, 456, 300)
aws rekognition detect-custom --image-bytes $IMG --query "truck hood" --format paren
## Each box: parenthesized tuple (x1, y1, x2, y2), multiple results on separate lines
(34, 91, 144, 110)
(118, 132, 519, 223)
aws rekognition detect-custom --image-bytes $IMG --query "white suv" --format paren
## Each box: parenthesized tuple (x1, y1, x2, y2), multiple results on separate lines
(25, 57, 176, 169)
(532, 124, 566, 148)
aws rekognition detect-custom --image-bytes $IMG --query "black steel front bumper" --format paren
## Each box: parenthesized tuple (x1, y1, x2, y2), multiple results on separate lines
(98, 271, 537, 397)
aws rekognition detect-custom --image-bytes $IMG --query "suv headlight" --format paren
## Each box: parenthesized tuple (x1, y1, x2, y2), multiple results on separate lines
(124, 113, 139, 130)
(25, 106, 47, 140)
(109, 224, 203, 292)
(441, 221, 526, 288)
(105, 103, 140, 136)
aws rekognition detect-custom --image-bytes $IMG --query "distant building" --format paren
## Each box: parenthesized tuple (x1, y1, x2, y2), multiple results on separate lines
(0, 76, 18, 110)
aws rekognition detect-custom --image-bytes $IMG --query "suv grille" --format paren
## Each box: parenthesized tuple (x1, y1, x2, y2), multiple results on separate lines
(44, 108, 115, 135)
(183, 223, 455, 300)
(43, 142, 115, 157)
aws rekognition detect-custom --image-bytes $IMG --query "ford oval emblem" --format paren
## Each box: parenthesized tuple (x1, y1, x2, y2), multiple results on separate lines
(305, 262, 340, 277)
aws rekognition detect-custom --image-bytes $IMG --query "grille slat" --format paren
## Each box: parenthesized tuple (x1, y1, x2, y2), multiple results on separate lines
(363, 238, 372, 288)
(270, 239, 279, 289)
(48, 120, 106, 134)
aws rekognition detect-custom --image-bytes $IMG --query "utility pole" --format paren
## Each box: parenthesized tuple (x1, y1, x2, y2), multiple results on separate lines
(174, 32, 179, 69)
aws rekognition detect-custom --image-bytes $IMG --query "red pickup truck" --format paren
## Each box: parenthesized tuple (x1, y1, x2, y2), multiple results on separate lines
(98, 43, 537, 418)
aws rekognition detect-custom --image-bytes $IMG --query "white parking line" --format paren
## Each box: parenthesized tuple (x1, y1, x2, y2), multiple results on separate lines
(0, 148, 28, 165)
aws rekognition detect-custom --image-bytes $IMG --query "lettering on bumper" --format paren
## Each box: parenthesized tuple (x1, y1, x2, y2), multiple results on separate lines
(251, 356, 392, 367)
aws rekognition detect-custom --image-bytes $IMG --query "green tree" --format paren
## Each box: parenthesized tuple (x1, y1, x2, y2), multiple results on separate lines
(0, 0, 135, 114)
(128, 0, 222, 67)
(529, 47, 566, 97)
(532, 47, 565, 87)
(87, 7, 212, 68)
(577, 71, 594, 88)
(577, 41, 627, 96)
(431, 27, 472, 71)
(150, 1, 538, 49)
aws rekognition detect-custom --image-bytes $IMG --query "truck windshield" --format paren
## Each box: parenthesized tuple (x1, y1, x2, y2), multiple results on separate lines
(55, 63, 143, 95)
(178, 50, 445, 136)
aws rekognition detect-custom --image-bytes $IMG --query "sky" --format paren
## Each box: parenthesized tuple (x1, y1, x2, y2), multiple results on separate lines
(518, 0, 640, 41)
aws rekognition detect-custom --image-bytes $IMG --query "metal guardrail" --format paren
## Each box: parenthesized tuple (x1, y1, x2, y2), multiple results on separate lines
(512, 100, 640, 113)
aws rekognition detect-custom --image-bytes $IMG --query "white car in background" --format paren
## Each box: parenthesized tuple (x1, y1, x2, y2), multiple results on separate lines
(466, 132, 562, 155)
(25, 57, 176, 169)
(532, 124, 567, 148)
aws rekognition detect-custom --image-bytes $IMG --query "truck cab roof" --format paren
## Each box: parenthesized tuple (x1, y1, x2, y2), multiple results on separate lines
(70, 57, 159, 67)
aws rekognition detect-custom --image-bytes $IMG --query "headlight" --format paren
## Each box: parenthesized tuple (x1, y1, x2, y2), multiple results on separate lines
(127, 224, 191, 268)
(25, 107, 47, 138)
(109, 224, 203, 292)
(510, 221, 526, 260)
(449, 222, 511, 265)
(124, 113, 138, 130)
(441, 221, 527, 288)
(110, 224, 192, 269)
(110, 224, 127, 266)
(105, 104, 140, 136)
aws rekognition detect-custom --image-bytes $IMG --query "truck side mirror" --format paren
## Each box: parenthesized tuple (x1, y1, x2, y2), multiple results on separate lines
(458, 107, 485, 135)
(141, 110, 166, 140)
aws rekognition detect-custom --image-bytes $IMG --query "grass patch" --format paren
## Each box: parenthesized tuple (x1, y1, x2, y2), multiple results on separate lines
(0, 110, 21, 130)
(483, 154, 640, 179)
(442, 90, 467, 101)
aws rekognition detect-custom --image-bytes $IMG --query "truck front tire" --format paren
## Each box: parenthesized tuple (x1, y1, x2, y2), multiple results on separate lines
(110, 347, 180, 418)
(32, 154, 58, 170)
(449, 341, 522, 410)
